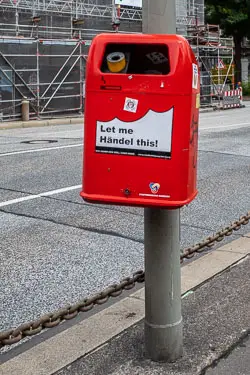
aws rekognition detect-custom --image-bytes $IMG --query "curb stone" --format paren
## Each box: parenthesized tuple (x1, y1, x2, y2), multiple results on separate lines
(0, 117, 83, 130)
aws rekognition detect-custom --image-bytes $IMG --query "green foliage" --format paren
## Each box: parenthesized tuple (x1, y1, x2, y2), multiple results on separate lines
(205, 0, 250, 38)
(242, 81, 250, 96)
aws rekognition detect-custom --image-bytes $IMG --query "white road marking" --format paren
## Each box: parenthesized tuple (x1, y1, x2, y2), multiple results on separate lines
(200, 114, 229, 120)
(0, 185, 82, 208)
(0, 143, 82, 157)
(200, 122, 250, 130)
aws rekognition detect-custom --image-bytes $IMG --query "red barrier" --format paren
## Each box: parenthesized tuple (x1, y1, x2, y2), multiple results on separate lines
(223, 88, 243, 109)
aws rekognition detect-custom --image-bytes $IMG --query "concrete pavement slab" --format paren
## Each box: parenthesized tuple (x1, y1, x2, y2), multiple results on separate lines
(217, 235, 250, 254)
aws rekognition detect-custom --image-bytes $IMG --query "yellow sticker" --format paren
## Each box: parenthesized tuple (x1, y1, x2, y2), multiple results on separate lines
(196, 93, 200, 109)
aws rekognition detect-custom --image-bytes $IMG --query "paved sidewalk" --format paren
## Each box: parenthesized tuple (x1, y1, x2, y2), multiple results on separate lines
(0, 116, 82, 130)
(55, 256, 250, 375)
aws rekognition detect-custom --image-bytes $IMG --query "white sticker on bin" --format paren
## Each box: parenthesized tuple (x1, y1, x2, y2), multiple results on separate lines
(124, 97, 139, 113)
(192, 63, 198, 89)
(96, 108, 173, 158)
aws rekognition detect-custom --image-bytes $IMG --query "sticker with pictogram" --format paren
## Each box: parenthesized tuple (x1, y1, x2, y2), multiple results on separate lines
(192, 64, 198, 89)
(124, 97, 138, 113)
(216, 59, 225, 69)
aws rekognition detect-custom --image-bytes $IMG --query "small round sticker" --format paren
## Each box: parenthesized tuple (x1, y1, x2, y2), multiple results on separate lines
(124, 97, 138, 113)
(149, 183, 160, 194)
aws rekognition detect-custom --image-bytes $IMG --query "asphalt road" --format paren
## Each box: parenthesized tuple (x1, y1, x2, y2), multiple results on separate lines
(0, 107, 250, 347)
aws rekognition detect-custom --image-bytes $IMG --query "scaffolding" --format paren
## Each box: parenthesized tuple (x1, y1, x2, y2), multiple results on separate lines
(0, 1, 142, 122)
(186, 24, 234, 107)
(0, 1, 205, 38)
(176, 0, 204, 33)
(0, 0, 204, 20)
(0, 37, 88, 121)
(1, 1, 232, 121)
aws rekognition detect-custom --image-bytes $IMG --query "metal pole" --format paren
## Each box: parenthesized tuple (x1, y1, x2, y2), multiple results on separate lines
(36, 40, 40, 118)
(79, 42, 84, 115)
(142, 0, 176, 35)
(111, 0, 119, 32)
(142, 0, 183, 362)
(40, 42, 80, 99)
(15, 4, 19, 36)
(40, 55, 81, 113)
(144, 208, 182, 362)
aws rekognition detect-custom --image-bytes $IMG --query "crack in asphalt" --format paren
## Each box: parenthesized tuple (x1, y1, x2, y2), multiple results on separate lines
(0, 186, 143, 218)
(198, 149, 250, 158)
(0, 206, 219, 247)
(0, 208, 145, 245)
(0, 186, 218, 232)
(0, 186, 34, 195)
(0, 187, 232, 233)
(45, 196, 143, 217)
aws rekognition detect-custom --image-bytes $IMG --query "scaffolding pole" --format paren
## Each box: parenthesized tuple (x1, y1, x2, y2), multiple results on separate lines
(0, 0, 205, 38)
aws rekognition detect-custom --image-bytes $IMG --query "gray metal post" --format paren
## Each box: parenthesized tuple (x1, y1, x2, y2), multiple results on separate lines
(144, 208, 182, 362)
(142, 0, 176, 35)
(142, 0, 183, 362)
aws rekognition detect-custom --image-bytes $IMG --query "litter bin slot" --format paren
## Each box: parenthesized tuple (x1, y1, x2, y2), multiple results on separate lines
(101, 43, 170, 75)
